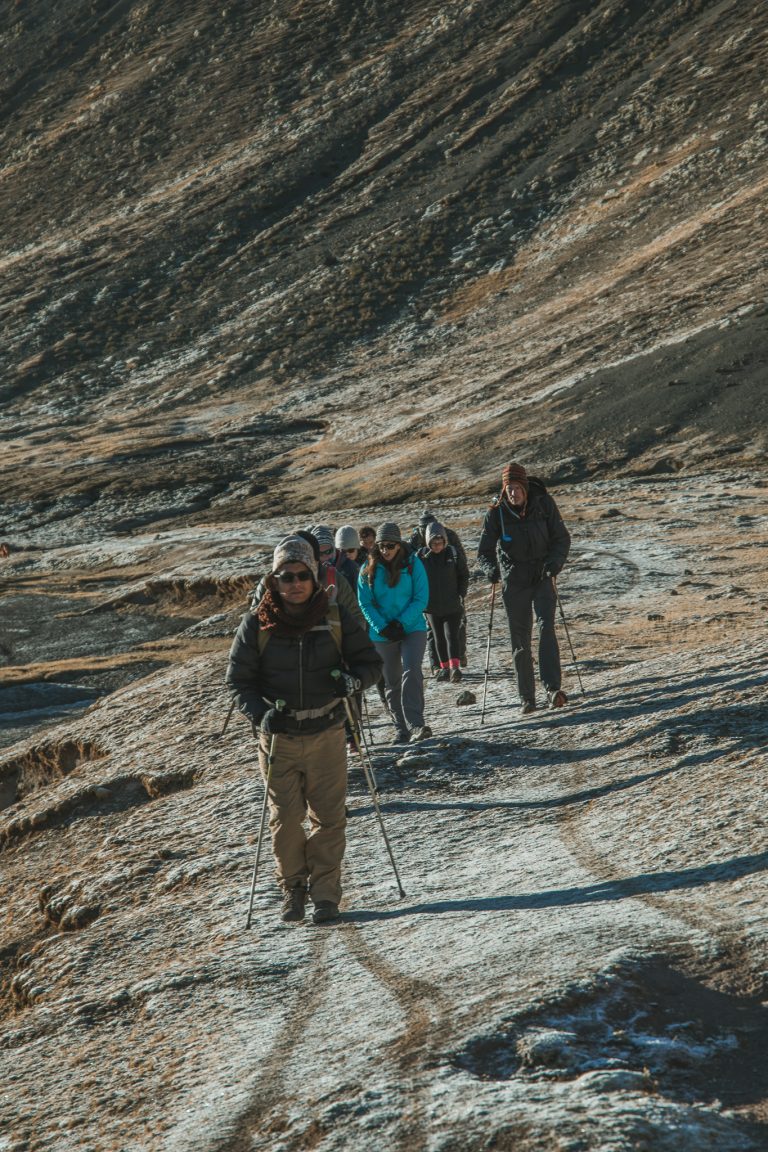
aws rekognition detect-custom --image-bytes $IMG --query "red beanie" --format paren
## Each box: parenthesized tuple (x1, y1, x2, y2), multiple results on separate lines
(502, 462, 529, 492)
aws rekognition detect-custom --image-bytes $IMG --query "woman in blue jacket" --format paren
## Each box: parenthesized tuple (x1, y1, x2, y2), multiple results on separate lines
(358, 522, 431, 744)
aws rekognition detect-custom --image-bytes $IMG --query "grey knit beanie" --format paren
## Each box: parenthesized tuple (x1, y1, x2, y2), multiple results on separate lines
(425, 520, 447, 544)
(272, 535, 319, 583)
(376, 522, 402, 544)
(335, 525, 359, 550)
(312, 523, 335, 550)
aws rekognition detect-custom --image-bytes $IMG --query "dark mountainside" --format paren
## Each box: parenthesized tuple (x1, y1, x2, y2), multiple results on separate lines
(1, 0, 767, 537)
(1, 4, 768, 1152)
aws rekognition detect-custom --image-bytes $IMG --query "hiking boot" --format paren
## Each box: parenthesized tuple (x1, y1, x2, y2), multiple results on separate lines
(548, 689, 568, 709)
(435, 668, 449, 682)
(520, 700, 537, 716)
(281, 887, 306, 923)
(410, 725, 433, 743)
(392, 729, 410, 745)
(312, 900, 340, 925)
(450, 668, 462, 683)
(346, 735, 357, 754)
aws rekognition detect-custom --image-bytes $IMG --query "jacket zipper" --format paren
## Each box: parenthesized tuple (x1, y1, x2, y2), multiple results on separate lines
(298, 636, 304, 713)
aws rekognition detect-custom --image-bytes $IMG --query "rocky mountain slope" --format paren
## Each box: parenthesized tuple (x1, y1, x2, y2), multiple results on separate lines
(1, 2, 767, 1149)
(1, 0, 767, 537)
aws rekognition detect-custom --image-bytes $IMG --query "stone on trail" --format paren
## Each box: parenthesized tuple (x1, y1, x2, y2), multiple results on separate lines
(456, 689, 477, 705)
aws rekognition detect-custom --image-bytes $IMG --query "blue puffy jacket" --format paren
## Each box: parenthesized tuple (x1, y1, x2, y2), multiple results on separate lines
(358, 550, 429, 642)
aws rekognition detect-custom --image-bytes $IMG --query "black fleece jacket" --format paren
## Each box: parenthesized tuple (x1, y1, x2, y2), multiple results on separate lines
(476, 477, 571, 588)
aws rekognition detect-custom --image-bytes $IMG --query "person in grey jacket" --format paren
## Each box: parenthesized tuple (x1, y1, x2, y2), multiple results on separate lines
(477, 462, 571, 714)
(227, 536, 382, 925)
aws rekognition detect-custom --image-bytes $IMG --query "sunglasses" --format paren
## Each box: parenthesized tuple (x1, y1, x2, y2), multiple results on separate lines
(318, 546, 334, 556)
(275, 570, 313, 584)
(379, 542, 399, 552)
(344, 548, 358, 556)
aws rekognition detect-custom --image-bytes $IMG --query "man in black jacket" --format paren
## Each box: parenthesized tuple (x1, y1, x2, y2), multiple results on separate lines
(477, 463, 571, 715)
(226, 536, 382, 924)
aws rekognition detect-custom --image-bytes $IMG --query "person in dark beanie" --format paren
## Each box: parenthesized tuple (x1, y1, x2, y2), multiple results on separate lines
(358, 522, 431, 744)
(226, 535, 382, 924)
(477, 463, 571, 715)
(418, 522, 470, 682)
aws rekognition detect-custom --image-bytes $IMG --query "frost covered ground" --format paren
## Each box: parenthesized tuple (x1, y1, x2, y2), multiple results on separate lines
(1, 472, 767, 1151)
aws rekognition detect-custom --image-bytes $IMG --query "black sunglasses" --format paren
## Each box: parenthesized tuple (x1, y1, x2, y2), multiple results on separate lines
(379, 542, 399, 552)
(275, 570, 313, 584)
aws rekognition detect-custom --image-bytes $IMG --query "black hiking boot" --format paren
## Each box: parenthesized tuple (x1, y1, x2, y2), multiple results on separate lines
(312, 900, 340, 925)
(548, 689, 568, 709)
(520, 700, 537, 716)
(450, 668, 462, 683)
(281, 887, 306, 923)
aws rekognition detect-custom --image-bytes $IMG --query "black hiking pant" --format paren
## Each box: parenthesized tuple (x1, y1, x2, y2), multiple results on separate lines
(426, 605, 467, 669)
(502, 577, 561, 703)
(426, 611, 463, 666)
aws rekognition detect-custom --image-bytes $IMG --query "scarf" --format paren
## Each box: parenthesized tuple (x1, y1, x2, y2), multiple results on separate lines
(257, 581, 330, 638)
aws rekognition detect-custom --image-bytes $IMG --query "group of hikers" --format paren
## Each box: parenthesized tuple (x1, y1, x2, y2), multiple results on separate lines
(226, 461, 571, 925)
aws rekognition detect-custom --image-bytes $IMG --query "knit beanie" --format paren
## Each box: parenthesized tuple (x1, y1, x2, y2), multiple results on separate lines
(272, 536, 319, 584)
(311, 523, 335, 551)
(419, 510, 436, 529)
(295, 529, 320, 561)
(376, 521, 402, 544)
(425, 520, 447, 544)
(502, 462, 529, 493)
(335, 525, 360, 550)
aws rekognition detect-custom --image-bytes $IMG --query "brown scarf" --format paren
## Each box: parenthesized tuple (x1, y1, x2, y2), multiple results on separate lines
(257, 580, 330, 638)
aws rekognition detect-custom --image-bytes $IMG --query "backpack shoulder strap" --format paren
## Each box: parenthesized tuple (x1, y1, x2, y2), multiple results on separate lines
(257, 623, 270, 655)
(327, 602, 342, 655)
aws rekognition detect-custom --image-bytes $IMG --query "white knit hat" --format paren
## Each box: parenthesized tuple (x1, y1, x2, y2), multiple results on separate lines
(335, 525, 359, 550)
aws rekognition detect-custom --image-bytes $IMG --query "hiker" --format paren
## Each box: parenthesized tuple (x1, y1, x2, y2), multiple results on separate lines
(409, 510, 469, 672)
(477, 462, 571, 714)
(226, 536, 382, 925)
(252, 530, 364, 629)
(358, 523, 431, 744)
(358, 525, 376, 565)
(335, 525, 364, 576)
(311, 524, 358, 589)
(418, 521, 470, 683)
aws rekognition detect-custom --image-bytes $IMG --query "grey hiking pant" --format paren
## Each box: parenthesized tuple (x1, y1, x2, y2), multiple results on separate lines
(502, 577, 561, 703)
(375, 631, 428, 734)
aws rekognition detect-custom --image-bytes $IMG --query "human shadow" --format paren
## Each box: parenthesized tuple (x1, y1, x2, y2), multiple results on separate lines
(346, 850, 768, 923)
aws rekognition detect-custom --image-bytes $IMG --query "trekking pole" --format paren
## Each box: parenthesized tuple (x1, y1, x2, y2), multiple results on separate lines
(245, 700, 286, 930)
(480, 583, 497, 726)
(333, 677, 405, 897)
(553, 578, 586, 696)
(219, 697, 236, 738)
(361, 691, 375, 745)
(332, 673, 379, 793)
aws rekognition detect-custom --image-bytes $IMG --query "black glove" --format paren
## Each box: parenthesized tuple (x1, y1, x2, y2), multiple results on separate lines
(487, 570, 500, 585)
(332, 671, 361, 697)
(259, 708, 288, 736)
(381, 620, 405, 642)
(543, 561, 561, 579)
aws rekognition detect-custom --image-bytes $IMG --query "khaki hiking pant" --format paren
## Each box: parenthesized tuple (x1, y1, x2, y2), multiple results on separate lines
(258, 723, 347, 905)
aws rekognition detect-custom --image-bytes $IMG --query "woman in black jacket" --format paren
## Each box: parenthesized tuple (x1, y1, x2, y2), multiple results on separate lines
(419, 521, 470, 683)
